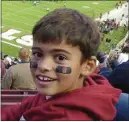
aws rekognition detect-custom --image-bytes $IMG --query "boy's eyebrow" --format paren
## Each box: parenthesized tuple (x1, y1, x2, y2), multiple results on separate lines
(32, 47, 71, 55)
(31, 47, 42, 51)
(51, 49, 71, 55)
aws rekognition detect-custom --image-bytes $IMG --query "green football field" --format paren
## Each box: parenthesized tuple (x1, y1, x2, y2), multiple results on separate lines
(1, 0, 127, 58)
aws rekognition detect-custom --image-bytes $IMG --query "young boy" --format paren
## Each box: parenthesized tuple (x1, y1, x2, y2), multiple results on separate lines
(2, 8, 121, 120)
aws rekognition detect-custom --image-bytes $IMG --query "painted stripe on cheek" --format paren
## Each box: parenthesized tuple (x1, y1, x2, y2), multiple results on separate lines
(30, 61, 38, 68)
(56, 66, 71, 74)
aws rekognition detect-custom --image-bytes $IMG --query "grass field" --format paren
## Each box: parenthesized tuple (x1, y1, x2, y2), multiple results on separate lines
(1, 0, 127, 58)
(99, 27, 128, 52)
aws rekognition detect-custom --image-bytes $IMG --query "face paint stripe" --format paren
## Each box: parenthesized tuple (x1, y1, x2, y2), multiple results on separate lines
(30, 62, 71, 74)
(56, 66, 71, 74)
(30, 61, 38, 68)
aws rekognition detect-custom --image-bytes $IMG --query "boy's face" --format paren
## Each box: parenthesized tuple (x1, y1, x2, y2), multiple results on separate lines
(31, 41, 96, 95)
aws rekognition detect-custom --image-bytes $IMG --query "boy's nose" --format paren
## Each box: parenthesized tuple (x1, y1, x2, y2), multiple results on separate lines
(37, 57, 53, 72)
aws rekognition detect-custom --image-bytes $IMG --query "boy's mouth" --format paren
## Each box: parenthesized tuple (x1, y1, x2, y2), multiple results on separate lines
(36, 75, 57, 82)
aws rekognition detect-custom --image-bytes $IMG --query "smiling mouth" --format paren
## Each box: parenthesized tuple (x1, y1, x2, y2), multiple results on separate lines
(36, 75, 57, 82)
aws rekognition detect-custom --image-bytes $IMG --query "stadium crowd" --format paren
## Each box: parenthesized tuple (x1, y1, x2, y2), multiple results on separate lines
(1, 48, 36, 90)
(99, 19, 121, 34)
(1, 1, 129, 121)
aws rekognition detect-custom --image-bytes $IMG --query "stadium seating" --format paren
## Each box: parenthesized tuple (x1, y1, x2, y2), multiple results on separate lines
(1, 90, 37, 95)
(1, 90, 37, 108)
(1, 102, 21, 108)
(1, 94, 35, 103)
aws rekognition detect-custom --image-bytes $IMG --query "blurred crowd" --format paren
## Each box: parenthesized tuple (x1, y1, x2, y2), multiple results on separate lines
(96, 38, 129, 93)
(1, 48, 36, 90)
(99, 19, 121, 34)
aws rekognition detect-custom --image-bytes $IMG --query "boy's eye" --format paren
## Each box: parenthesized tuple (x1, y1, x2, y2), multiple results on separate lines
(55, 55, 67, 62)
(32, 52, 42, 58)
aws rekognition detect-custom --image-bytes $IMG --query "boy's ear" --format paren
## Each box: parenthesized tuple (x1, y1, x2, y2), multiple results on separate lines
(81, 56, 97, 76)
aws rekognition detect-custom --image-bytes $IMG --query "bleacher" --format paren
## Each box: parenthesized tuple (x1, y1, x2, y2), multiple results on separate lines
(1, 90, 37, 95)
(1, 90, 37, 107)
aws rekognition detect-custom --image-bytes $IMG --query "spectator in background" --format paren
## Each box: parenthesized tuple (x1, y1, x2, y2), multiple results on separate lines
(108, 60, 129, 93)
(99, 13, 102, 19)
(108, 49, 121, 70)
(122, 43, 129, 53)
(12, 58, 19, 65)
(18, 47, 31, 63)
(1, 51, 4, 60)
(1, 60, 6, 80)
(117, 44, 129, 65)
(1, 47, 36, 90)
(33, 1, 38, 6)
(124, 24, 127, 31)
(97, 52, 107, 64)
(97, 52, 112, 78)
(3, 56, 12, 69)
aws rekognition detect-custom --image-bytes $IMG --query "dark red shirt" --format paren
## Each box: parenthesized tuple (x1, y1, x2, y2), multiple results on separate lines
(2, 74, 121, 121)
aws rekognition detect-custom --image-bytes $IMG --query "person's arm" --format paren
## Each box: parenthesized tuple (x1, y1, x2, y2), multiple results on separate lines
(1, 67, 13, 89)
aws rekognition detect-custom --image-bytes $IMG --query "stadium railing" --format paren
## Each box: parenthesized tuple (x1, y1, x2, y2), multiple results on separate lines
(1, 94, 35, 103)
(1, 90, 37, 108)
(1, 90, 37, 95)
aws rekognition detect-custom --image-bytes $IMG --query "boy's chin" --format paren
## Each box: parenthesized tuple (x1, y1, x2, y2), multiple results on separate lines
(37, 87, 58, 96)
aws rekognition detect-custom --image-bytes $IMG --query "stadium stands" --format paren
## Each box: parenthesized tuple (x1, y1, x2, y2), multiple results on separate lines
(1, 94, 35, 103)
(1, 102, 21, 108)
(1, 90, 37, 108)
(1, 90, 37, 95)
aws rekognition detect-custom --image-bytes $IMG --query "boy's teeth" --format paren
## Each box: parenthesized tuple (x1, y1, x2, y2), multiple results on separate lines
(38, 76, 53, 81)
(39, 76, 44, 80)
(44, 77, 49, 80)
